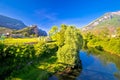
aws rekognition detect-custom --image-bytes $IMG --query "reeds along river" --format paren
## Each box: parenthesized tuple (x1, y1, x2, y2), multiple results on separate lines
(49, 48, 120, 80)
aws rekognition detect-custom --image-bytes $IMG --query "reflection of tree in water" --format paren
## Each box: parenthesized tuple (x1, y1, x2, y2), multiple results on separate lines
(84, 47, 120, 79)
(49, 59, 82, 80)
(114, 72, 120, 80)
(85, 47, 120, 70)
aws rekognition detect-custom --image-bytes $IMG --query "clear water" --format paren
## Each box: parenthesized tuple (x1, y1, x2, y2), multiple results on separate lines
(49, 50, 120, 80)
(76, 50, 120, 80)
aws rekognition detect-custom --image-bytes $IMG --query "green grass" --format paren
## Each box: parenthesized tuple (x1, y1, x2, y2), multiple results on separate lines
(2, 38, 39, 45)
(7, 54, 65, 80)
(0, 37, 47, 45)
(0, 39, 66, 80)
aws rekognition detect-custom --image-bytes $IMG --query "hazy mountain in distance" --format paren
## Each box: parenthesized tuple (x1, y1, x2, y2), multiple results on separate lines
(0, 15, 26, 30)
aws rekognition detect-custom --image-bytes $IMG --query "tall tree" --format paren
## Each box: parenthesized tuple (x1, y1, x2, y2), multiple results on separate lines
(57, 26, 83, 67)
(49, 26, 58, 37)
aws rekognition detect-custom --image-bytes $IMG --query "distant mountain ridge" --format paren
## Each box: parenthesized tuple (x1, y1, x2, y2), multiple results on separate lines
(0, 25, 47, 37)
(12, 25, 47, 37)
(82, 11, 120, 31)
(0, 15, 47, 37)
(0, 15, 26, 29)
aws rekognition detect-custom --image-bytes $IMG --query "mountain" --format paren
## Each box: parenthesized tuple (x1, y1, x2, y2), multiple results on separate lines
(0, 15, 47, 37)
(0, 15, 26, 29)
(0, 25, 47, 37)
(82, 11, 120, 32)
(13, 25, 47, 37)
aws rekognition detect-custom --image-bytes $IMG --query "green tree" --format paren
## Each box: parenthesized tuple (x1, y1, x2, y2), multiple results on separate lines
(55, 24, 67, 47)
(116, 27, 120, 37)
(0, 34, 6, 43)
(49, 26, 58, 37)
(57, 26, 83, 67)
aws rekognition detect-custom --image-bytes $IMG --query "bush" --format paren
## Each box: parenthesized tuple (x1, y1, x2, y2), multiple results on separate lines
(0, 44, 36, 79)
(95, 45, 103, 51)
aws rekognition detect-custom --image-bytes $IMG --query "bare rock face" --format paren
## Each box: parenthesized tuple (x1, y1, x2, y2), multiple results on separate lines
(29, 25, 47, 36)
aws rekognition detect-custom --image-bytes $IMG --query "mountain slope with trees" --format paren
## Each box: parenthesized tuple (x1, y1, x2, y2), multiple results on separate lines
(82, 11, 120, 54)
(82, 11, 120, 37)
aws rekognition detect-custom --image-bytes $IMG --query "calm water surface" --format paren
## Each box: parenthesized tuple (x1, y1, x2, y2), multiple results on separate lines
(76, 50, 120, 80)
(49, 50, 120, 80)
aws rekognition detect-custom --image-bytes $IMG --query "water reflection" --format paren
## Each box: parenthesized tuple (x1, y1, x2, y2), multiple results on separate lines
(49, 48, 120, 80)
(49, 59, 82, 80)
(77, 48, 120, 80)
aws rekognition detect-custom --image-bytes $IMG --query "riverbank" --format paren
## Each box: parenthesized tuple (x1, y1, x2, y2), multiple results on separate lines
(49, 48, 120, 80)
(84, 36, 120, 55)
(49, 66, 82, 80)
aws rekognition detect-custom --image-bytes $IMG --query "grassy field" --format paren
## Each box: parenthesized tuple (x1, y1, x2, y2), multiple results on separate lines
(0, 37, 44, 45)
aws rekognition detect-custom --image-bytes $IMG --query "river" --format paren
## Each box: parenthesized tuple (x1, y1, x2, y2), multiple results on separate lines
(49, 49, 120, 80)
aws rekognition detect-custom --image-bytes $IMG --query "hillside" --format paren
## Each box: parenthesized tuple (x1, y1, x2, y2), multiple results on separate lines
(82, 11, 120, 34)
(0, 15, 26, 30)
(12, 25, 47, 37)
(81, 11, 120, 55)
(0, 15, 47, 37)
(0, 27, 13, 35)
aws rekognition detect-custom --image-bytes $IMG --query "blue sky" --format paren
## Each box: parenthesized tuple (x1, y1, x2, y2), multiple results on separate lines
(0, 0, 120, 31)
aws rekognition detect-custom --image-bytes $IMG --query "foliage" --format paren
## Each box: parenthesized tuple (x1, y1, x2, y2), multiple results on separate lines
(95, 45, 103, 51)
(116, 27, 120, 37)
(0, 40, 59, 80)
(0, 44, 36, 80)
(57, 26, 83, 67)
(84, 31, 120, 54)
(0, 25, 83, 79)
(1, 38, 38, 45)
(49, 26, 58, 37)
(0, 34, 6, 43)
(50, 24, 67, 47)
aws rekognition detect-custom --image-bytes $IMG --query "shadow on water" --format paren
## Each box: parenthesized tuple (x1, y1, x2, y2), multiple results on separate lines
(85, 47, 120, 70)
(49, 59, 83, 80)
(49, 47, 120, 80)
